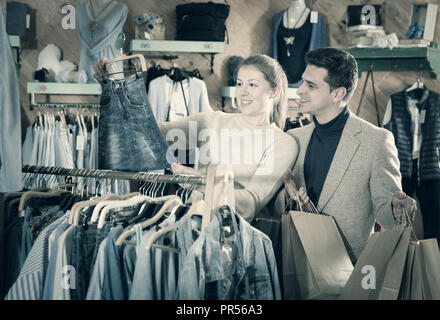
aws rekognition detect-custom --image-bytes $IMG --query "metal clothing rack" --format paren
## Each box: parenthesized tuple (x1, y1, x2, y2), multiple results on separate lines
(22, 165, 206, 186)
(30, 103, 101, 110)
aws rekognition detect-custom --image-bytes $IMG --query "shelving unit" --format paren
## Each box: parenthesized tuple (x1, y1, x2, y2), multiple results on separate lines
(344, 46, 440, 125)
(220, 86, 300, 111)
(129, 40, 225, 73)
(27, 82, 102, 110)
(345, 47, 440, 77)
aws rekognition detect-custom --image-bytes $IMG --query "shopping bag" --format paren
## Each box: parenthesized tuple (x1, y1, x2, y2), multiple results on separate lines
(282, 209, 354, 300)
(376, 227, 411, 300)
(418, 238, 440, 299)
(402, 238, 440, 300)
(340, 224, 407, 300)
(398, 239, 416, 300)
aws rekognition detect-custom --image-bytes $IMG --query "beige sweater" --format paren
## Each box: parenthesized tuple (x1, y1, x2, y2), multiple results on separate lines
(159, 111, 298, 222)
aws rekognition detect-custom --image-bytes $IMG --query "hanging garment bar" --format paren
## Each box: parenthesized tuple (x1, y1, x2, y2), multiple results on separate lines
(22, 165, 206, 185)
(30, 103, 101, 110)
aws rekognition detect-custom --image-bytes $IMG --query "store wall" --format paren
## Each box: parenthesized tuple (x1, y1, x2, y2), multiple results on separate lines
(14, 0, 440, 129)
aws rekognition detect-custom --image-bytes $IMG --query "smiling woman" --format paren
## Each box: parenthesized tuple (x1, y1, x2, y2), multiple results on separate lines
(157, 55, 299, 223)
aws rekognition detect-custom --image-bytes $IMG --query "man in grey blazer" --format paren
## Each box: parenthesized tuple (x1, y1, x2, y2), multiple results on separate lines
(283, 48, 417, 263)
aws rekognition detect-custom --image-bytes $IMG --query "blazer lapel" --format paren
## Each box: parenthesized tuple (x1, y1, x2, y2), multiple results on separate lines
(317, 114, 361, 212)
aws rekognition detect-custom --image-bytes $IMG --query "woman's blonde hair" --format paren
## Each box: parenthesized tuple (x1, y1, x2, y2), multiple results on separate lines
(237, 55, 288, 130)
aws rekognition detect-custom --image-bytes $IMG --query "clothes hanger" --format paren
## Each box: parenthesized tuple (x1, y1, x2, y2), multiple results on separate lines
(96, 193, 180, 229)
(115, 196, 182, 246)
(143, 207, 183, 253)
(143, 198, 206, 251)
(18, 188, 68, 217)
(89, 192, 140, 223)
(406, 76, 424, 92)
(70, 194, 120, 225)
(105, 54, 147, 77)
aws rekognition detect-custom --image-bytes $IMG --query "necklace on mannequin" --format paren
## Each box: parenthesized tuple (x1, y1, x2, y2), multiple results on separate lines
(89, 0, 115, 39)
(284, 7, 308, 57)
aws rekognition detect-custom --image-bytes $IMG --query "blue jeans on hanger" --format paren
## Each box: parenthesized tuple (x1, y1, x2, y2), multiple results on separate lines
(98, 70, 175, 172)
(70, 222, 99, 300)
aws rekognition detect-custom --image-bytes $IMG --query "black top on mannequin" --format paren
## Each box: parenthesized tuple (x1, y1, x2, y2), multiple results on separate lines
(277, 10, 312, 84)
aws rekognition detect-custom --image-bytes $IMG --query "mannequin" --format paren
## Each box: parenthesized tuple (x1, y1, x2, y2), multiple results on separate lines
(76, 0, 127, 82)
(85, 0, 118, 34)
(283, 0, 310, 29)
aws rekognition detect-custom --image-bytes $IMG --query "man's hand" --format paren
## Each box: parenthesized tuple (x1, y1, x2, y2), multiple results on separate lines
(283, 169, 309, 206)
(392, 191, 417, 222)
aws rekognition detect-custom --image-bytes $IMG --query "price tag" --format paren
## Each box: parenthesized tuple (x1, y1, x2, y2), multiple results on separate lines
(420, 110, 426, 124)
(76, 135, 84, 151)
(310, 11, 318, 24)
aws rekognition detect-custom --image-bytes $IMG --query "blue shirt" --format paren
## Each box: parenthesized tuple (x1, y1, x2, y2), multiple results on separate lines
(129, 208, 202, 300)
(177, 206, 282, 300)
(41, 220, 71, 300)
(5, 212, 69, 300)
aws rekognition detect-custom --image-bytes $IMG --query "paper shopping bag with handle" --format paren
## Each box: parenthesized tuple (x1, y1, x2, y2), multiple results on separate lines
(282, 195, 353, 300)
(339, 223, 407, 300)
(418, 238, 440, 299)
(375, 227, 411, 300)
(399, 238, 440, 300)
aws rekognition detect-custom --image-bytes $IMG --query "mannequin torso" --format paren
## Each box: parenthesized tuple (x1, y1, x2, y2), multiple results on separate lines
(85, 0, 118, 22)
(283, 0, 310, 29)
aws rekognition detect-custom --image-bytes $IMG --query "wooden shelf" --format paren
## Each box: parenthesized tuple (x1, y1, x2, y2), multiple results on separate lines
(27, 82, 102, 95)
(129, 40, 224, 54)
(27, 82, 102, 110)
(129, 40, 225, 73)
(344, 47, 440, 77)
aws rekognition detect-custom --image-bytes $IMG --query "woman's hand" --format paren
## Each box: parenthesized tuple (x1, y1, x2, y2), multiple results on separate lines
(93, 55, 124, 83)
(283, 169, 309, 206)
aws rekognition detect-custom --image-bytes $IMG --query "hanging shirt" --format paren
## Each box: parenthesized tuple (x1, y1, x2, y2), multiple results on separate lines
(168, 79, 190, 121)
(5, 211, 69, 300)
(148, 75, 212, 122)
(276, 13, 313, 84)
(75, 2, 128, 83)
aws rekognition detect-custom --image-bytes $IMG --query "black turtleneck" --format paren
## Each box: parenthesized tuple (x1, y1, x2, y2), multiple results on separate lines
(304, 107, 350, 206)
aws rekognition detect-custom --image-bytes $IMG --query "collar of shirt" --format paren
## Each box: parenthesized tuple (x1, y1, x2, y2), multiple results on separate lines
(313, 106, 349, 135)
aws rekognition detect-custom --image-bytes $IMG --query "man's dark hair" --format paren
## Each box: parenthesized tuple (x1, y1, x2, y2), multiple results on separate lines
(304, 48, 358, 101)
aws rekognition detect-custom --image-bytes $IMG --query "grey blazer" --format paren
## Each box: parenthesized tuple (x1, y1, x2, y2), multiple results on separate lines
(285, 111, 402, 262)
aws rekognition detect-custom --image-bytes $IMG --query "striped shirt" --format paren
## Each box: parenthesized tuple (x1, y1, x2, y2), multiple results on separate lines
(5, 212, 69, 300)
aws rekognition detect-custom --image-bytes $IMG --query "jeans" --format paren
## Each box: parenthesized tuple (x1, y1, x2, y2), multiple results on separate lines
(71, 223, 99, 300)
(98, 70, 175, 172)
